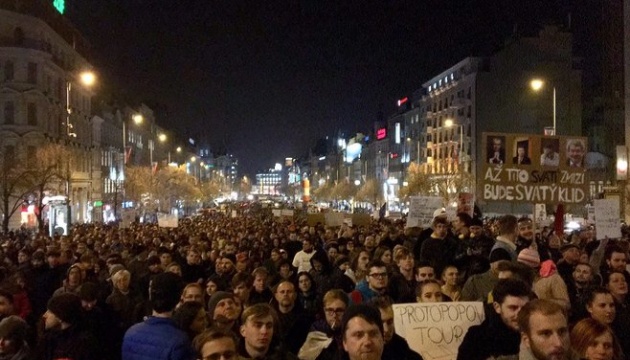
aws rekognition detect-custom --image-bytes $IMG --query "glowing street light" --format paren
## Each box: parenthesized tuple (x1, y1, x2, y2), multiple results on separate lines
(158, 133, 167, 142)
(530, 78, 556, 135)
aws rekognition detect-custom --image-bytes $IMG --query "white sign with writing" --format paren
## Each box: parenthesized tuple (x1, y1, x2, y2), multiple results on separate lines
(406, 196, 443, 228)
(272, 209, 282, 217)
(393, 302, 485, 360)
(594, 199, 621, 240)
(157, 213, 178, 228)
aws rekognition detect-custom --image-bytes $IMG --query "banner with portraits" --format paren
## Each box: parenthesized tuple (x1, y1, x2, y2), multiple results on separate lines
(481, 133, 588, 204)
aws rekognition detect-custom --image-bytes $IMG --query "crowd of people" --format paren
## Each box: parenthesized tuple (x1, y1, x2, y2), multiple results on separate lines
(0, 207, 626, 360)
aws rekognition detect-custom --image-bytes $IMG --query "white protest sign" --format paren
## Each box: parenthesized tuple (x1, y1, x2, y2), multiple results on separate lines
(594, 199, 621, 239)
(406, 196, 443, 228)
(325, 212, 344, 227)
(281, 209, 294, 217)
(157, 213, 178, 228)
(587, 205, 595, 224)
(272, 209, 282, 217)
(393, 302, 485, 360)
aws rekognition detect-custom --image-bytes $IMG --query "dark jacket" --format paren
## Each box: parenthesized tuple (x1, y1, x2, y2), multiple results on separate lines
(34, 325, 100, 360)
(122, 316, 194, 360)
(457, 311, 520, 360)
(383, 333, 423, 360)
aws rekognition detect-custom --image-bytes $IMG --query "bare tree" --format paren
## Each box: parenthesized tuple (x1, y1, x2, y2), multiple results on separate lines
(355, 178, 382, 205)
(26, 144, 73, 232)
(0, 150, 30, 233)
(400, 161, 473, 205)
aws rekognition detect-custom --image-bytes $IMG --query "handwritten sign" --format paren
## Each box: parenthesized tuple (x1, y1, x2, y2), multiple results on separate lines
(406, 196, 443, 228)
(481, 133, 588, 204)
(594, 199, 621, 239)
(393, 302, 485, 360)
(157, 213, 178, 228)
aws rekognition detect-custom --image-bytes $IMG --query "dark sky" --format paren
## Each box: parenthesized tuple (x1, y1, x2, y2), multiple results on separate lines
(65, 0, 567, 177)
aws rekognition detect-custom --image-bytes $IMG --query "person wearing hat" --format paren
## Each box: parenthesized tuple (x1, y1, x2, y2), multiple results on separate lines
(468, 217, 495, 259)
(517, 248, 570, 310)
(460, 249, 511, 302)
(0, 315, 30, 359)
(122, 272, 193, 360)
(413, 207, 452, 262)
(35, 293, 99, 360)
(208, 291, 240, 332)
(331, 256, 355, 293)
(52, 264, 84, 298)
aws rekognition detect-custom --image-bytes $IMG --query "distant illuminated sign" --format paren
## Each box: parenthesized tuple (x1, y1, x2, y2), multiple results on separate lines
(188, 138, 195, 145)
(53, 0, 65, 14)
(376, 128, 387, 140)
(397, 97, 408, 106)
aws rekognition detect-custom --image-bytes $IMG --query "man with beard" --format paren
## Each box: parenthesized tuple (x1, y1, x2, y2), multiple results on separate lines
(496, 299, 578, 360)
(458, 279, 532, 360)
(238, 303, 298, 359)
(569, 262, 597, 323)
(208, 291, 241, 332)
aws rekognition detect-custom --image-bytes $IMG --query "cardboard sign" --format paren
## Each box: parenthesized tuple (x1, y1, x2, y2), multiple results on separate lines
(307, 214, 325, 226)
(406, 196, 443, 228)
(481, 133, 588, 204)
(157, 213, 178, 228)
(272, 209, 282, 217)
(351, 213, 371, 227)
(393, 302, 485, 360)
(594, 199, 621, 240)
(325, 212, 345, 227)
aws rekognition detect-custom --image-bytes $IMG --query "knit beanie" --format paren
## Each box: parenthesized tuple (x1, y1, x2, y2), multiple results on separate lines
(207, 291, 234, 317)
(47, 293, 82, 324)
(0, 315, 27, 342)
(517, 248, 541, 268)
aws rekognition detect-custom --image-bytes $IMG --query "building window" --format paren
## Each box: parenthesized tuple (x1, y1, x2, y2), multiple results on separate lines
(27, 63, 37, 84)
(27, 103, 37, 126)
(4, 102, 14, 124)
(4, 61, 14, 81)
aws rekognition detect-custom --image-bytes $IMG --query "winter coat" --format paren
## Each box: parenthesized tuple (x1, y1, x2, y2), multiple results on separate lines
(122, 316, 194, 360)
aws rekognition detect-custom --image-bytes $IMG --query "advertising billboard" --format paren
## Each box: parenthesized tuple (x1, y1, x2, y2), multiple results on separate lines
(481, 133, 588, 204)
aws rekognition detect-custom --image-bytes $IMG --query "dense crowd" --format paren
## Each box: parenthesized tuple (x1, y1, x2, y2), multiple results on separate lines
(0, 207, 626, 360)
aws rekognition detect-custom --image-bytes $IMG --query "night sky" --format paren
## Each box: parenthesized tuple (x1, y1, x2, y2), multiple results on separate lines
(65, 0, 568, 177)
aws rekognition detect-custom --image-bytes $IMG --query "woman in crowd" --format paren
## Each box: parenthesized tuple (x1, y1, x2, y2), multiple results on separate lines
(586, 287, 616, 326)
(441, 265, 461, 301)
(173, 301, 208, 341)
(604, 271, 630, 355)
(570, 318, 623, 360)
(373, 246, 393, 267)
(416, 279, 446, 303)
(345, 250, 370, 285)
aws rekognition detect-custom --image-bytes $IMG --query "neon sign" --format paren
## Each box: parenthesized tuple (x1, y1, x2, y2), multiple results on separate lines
(376, 128, 387, 140)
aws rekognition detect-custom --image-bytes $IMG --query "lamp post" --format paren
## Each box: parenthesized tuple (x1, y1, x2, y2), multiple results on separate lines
(530, 78, 556, 135)
(64, 71, 95, 228)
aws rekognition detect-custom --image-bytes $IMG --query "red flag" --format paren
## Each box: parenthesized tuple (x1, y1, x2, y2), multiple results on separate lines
(124, 147, 132, 164)
(554, 204, 564, 237)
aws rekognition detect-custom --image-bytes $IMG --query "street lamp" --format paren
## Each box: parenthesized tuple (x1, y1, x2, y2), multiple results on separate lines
(530, 78, 557, 135)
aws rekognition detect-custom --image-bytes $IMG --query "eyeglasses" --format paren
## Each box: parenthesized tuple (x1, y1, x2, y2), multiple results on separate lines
(325, 307, 345, 316)
(368, 272, 388, 279)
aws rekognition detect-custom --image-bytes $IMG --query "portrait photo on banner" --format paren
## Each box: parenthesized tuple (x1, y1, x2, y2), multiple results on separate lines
(540, 138, 560, 167)
(486, 135, 506, 165)
(511, 137, 532, 166)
